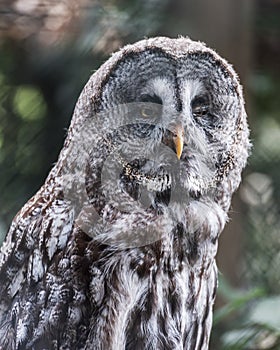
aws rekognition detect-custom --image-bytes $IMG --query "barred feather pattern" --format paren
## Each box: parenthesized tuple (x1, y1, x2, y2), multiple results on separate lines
(0, 187, 221, 349)
(0, 37, 250, 349)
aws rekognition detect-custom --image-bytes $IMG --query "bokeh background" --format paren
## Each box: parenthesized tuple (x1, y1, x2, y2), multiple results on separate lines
(0, 0, 279, 348)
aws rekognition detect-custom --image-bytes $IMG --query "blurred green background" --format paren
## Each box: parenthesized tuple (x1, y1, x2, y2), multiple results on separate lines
(0, 0, 279, 348)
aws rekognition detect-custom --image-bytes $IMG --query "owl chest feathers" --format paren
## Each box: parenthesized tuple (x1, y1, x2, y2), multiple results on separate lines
(83, 214, 220, 350)
(0, 180, 224, 349)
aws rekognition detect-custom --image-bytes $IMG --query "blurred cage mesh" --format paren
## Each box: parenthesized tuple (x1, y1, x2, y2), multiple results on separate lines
(241, 139, 280, 294)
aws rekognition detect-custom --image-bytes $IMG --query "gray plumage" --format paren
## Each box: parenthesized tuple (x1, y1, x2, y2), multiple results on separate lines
(0, 37, 250, 349)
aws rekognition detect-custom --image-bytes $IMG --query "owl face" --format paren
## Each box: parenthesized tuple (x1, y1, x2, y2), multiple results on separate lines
(93, 49, 243, 211)
(60, 39, 249, 247)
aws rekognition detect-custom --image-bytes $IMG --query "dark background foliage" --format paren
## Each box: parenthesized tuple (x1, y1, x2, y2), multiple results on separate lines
(0, 0, 279, 348)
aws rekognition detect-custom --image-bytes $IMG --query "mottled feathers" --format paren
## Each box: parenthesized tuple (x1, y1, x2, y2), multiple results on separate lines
(0, 37, 250, 349)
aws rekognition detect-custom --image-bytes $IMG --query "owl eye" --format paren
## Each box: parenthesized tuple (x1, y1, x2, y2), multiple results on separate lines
(191, 95, 210, 118)
(140, 106, 157, 118)
(139, 94, 163, 119)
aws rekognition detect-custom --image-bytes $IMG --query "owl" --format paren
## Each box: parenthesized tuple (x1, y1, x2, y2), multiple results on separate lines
(0, 37, 250, 349)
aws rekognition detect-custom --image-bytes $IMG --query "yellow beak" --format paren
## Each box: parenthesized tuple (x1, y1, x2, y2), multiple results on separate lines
(173, 126, 184, 160)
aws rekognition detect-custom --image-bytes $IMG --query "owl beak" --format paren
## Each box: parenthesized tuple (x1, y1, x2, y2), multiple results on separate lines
(173, 126, 184, 160)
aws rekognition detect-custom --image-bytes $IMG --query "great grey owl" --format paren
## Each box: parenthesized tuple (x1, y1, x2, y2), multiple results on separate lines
(0, 37, 250, 349)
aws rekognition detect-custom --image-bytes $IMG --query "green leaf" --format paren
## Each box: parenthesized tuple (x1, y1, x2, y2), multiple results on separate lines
(249, 296, 280, 332)
(214, 276, 265, 325)
(13, 86, 46, 121)
(222, 328, 259, 349)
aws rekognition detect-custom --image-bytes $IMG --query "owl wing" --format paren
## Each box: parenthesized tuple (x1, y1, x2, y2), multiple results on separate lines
(0, 185, 95, 349)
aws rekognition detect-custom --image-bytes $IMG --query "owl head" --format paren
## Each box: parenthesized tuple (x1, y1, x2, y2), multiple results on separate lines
(56, 37, 250, 248)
